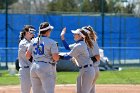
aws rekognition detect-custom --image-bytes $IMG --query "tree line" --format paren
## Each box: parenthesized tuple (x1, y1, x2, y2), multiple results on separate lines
(0, 0, 136, 14)
(47, 0, 134, 14)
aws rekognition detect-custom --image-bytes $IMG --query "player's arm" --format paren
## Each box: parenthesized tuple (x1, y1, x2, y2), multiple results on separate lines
(95, 55, 100, 61)
(60, 27, 71, 50)
(59, 45, 80, 60)
(25, 42, 33, 62)
(60, 27, 66, 40)
(91, 55, 100, 63)
(26, 50, 32, 60)
(51, 42, 60, 62)
(91, 41, 100, 63)
(62, 40, 71, 50)
(52, 53, 60, 62)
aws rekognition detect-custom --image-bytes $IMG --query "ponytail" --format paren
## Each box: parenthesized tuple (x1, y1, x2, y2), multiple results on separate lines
(37, 34, 41, 49)
(19, 30, 26, 43)
(37, 22, 52, 50)
(81, 30, 93, 49)
(86, 26, 97, 42)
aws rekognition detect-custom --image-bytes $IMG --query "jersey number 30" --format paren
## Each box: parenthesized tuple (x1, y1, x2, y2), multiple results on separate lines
(33, 43, 44, 55)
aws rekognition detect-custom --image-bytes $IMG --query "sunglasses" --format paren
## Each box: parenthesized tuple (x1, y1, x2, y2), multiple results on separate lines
(29, 28, 36, 34)
(29, 31, 35, 35)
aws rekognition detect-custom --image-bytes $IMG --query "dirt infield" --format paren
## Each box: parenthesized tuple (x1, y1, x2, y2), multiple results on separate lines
(0, 84, 140, 93)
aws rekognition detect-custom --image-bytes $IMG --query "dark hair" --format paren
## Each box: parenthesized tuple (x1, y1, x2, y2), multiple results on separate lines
(37, 22, 51, 50)
(80, 30, 93, 49)
(19, 25, 35, 42)
(85, 26, 97, 41)
(39, 22, 51, 35)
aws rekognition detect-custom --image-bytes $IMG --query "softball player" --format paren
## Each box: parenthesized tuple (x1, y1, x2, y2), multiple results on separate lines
(26, 22, 59, 93)
(82, 26, 100, 93)
(18, 25, 36, 93)
(60, 28, 95, 93)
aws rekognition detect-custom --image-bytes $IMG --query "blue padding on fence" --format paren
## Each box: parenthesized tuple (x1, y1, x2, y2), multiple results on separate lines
(0, 14, 6, 47)
(0, 14, 140, 62)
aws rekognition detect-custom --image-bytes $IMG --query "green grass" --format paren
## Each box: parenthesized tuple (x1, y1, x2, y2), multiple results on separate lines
(0, 70, 20, 85)
(56, 72, 78, 84)
(97, 68, 140, 84)
(0, 67, 140, 85)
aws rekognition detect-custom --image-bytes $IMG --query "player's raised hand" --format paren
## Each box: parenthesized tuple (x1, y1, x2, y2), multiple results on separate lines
(60, 27, 66, 40)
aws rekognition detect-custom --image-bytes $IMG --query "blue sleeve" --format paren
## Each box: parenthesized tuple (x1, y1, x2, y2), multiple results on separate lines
(63, 55, 72, 60)
(62, 40, 71, 50)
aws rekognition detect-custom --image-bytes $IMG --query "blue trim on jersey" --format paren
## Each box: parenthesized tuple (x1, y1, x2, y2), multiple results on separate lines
(63, 55, 72, 60)
(61, 39, 83, 60)
(41, 35, 47, 37)
(76, 39, 83, 43)
(62, 40, 71, 50)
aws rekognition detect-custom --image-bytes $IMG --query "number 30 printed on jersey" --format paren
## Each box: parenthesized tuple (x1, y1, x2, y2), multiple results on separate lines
(33, 43, 44, 55)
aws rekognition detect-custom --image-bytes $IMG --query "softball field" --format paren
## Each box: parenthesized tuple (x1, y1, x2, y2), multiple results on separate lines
(0, 84, 140, 93)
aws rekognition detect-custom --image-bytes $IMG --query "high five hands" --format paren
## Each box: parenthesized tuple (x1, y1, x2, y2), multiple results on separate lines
(60, 27, 66, 40)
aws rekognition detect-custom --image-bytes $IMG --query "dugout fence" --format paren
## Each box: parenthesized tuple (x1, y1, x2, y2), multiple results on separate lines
(0, 47, 140, 69)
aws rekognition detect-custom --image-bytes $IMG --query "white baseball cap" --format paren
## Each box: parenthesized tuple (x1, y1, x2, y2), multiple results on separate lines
(71, 29, 81, 34)
(71, 29, 85, 38)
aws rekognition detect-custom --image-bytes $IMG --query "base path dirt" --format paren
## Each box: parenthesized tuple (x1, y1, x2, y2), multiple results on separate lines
(0, 84, 140, 93)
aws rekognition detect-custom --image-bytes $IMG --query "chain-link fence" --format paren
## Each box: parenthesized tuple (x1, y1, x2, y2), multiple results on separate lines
(0, 47, 140, 69)
(0, 0, 140, 69)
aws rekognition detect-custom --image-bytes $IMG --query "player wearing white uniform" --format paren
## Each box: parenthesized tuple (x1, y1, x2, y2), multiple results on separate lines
(18, 25, 35, 93)
(26, 22, 59, 93)
(82, 26, 100, 93)
(59, 28, 95, 93)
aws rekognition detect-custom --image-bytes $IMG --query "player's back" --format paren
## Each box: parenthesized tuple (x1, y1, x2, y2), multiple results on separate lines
(31, 36, 58, 63)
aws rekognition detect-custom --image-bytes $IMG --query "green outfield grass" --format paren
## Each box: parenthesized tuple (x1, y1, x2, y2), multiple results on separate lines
(0, 67, 140, 85)
(0, 70, 20, 85)
(97, 67, 140, 84)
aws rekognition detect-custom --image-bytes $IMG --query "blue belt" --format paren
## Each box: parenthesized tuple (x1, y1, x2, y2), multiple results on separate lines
(20, 66, 29, 68)
(37, 61, 56, 66)
(79, 64, 92, 69)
